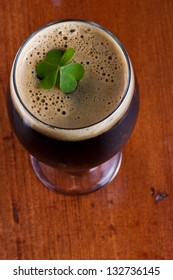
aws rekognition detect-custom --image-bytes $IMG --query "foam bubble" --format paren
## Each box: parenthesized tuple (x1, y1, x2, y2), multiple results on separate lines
(10, 20, 134, 141)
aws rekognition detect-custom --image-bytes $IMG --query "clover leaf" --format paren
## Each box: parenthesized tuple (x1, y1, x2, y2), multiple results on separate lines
(36, 48, 85, 93)
(60, 63, 85, 93)
(60, 48, 74, 66)
(36, 61, 58, 89)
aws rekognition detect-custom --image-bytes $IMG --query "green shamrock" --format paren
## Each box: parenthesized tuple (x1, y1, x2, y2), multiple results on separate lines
(36, 48, 85, 94)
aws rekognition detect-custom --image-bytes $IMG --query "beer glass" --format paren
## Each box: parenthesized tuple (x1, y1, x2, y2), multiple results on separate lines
(7, 20, 139, 195)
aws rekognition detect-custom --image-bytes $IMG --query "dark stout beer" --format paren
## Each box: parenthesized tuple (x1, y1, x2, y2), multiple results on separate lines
(7, 20, 139, 170)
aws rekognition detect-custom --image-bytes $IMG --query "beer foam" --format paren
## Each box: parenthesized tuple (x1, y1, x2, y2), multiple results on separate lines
(10, 20, 134, 141)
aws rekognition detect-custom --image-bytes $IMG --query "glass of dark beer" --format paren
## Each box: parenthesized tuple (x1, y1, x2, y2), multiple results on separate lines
(7, 20, 139, 195)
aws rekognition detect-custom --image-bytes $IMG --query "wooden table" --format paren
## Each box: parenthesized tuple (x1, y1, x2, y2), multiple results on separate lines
(1, 0, 173, 260)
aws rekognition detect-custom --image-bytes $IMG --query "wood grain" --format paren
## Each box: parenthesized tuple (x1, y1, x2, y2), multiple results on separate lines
(1, 0, 173, 260)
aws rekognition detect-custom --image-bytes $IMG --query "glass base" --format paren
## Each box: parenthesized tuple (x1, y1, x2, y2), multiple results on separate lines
(30, 152, 122, 195)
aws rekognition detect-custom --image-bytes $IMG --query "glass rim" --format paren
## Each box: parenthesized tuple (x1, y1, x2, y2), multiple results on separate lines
(12, 19, 132, 131)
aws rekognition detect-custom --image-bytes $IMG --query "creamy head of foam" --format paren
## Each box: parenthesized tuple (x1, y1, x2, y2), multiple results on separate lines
(10, 20, 134, 141)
